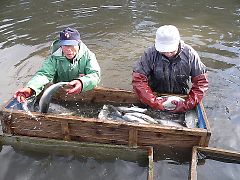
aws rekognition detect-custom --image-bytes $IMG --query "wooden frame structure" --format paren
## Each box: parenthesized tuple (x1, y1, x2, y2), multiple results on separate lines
(189, 146, 240, 180)
(0, 87, 211, 150)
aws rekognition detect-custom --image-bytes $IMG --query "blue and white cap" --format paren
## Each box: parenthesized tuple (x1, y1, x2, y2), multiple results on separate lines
(59, 27, 81, 46)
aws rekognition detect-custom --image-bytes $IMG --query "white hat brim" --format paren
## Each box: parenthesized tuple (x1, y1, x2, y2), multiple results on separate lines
(155, 40, 179, 52)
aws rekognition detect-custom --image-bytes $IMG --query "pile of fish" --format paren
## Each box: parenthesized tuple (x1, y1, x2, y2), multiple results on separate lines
(98, 104, 198, 128)
(98, 105, 157, 124)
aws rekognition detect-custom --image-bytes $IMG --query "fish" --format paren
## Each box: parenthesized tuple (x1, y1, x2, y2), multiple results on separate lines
(184, 110, 198, 128)
(39, 82, 68, 113)
(116, 106, 147, 113)
(156, 119, 185, 128)
(98, 105, 150, 124)
(47, 103, 76, 116)
(98, 104, 198, 127)
(98, 105, 123, 120)
(123, 112, 158, 124)
(161, 96, 185, 110)
(21, 101, 36, 119)
(122, 113, 149, 124)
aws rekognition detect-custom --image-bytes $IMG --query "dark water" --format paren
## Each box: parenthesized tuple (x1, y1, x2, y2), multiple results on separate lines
(0, 0, 240, 179)
(197, 158, 240, 180)
(0, 146, 148, 180)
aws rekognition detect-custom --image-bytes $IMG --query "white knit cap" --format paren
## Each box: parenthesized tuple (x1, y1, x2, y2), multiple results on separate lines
(155, 25, 180, 52)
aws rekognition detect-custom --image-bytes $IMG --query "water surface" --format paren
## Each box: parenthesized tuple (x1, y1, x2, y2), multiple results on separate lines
(0, 0, 240, 179)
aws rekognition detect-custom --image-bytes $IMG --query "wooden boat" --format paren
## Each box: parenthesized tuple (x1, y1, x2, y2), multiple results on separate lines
(189, 146, 240, 180)
(0, 87, 211, 151)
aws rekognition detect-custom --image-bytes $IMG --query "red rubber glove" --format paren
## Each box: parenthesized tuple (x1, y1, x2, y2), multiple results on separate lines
(14, 87, 34, 103)
(132, 72, 167, 110)
(170, 100, 186, 113)
(170, 73, 208, 113)
(66, 79, 83, 95)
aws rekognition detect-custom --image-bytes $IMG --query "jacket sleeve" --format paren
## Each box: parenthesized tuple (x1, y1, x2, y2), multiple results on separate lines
(132, 72, 166, 110)
(132, 47, 166, 110)
(78, 51, 101, 92)
(186, 45, 208, 109)
(25, 57, 56, 96)
(184, 73, 209, 110)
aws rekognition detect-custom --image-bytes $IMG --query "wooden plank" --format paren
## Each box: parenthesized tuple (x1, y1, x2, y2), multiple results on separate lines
(144, 146, 154, 180)
(0, 111, 13, 134)
(61, 121, 70, 140)
(128, 127, 138, 147)
(0, 109, 208, 148)
(2, 107, 208, 135)
(196, 146, 240, 161)
(53, 87, 140, 104)
(138, 130, 202, 148)
(69, 122, 129, 145)
(189, 146, 198, 180)
(3, 108, 209, 135)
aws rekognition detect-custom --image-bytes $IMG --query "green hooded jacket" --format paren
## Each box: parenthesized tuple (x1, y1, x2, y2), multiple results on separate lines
(26, 40, 101, 97)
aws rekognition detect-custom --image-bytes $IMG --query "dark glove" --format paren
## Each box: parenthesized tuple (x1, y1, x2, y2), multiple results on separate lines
(66, 79, 83, 94)
(132, 72, 167, 110)
(170, 73, 208, 113)
(14, 87, 34, 103)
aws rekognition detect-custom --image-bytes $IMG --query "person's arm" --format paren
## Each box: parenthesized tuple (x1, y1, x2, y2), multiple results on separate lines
(78, 50, 101, 92)
(132, 47, 167, 110)
(25, 56, 56, 97)
(171, 73, 208, 113)
(132, 72, 167, 110)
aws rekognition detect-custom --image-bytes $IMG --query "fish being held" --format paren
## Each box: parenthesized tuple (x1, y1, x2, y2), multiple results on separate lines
(161, 96, 185, 110)
(39, 82, 68, 113)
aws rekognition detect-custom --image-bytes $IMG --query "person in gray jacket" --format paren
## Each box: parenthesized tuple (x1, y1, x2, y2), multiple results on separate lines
(132, 25, 208, 113)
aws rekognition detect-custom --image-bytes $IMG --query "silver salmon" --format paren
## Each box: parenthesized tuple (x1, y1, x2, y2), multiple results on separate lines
(122, 113, 149, 124)
(156, 119, 185, 128)
(39, 82, 68, 113)
(123, 112, 158, 124)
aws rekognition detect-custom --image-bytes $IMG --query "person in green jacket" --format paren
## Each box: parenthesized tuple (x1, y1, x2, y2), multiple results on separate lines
(14, 27, 101, 103)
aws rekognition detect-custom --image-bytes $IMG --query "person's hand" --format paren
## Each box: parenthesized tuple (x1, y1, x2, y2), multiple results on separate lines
(155, 97, 168, 111)
(66, 79, 82, 95)
(14, 87, 33, 103)
(169, 100, 186, 113)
